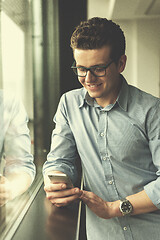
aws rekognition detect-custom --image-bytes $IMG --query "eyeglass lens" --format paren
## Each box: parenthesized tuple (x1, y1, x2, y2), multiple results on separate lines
(75, 67, 106, 77)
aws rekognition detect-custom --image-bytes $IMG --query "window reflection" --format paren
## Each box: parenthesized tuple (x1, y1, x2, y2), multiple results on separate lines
(0, 0, 37, 238)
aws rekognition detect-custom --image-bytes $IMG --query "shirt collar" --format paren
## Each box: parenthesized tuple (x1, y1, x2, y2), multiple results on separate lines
(117, 75, 129, 112)
(78, 88, 88, 108)
(79, 75, 129, 111)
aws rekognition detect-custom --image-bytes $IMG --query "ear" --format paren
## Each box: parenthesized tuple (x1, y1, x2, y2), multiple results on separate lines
(118, 55, 127, 73)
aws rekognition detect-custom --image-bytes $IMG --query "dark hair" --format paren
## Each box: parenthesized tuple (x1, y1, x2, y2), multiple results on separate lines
(70, 17, 126, 62)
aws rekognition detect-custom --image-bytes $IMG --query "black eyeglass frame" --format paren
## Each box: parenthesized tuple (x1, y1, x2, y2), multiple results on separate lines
(71, 60, 114, 77)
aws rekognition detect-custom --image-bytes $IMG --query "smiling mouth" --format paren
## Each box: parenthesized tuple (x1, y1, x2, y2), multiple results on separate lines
(87, 83, 102, 89)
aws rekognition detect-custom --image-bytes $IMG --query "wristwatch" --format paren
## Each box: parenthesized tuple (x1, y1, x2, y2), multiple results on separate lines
(119, 198, 133, 216)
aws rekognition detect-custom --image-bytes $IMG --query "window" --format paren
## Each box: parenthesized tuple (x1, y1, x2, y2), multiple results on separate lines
(0, 1, 41, 239)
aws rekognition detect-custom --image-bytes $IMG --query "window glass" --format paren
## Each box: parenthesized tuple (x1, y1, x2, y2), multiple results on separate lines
(0, 1, 39, 239)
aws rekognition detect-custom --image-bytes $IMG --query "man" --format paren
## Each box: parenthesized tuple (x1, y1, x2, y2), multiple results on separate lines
(0, 91, 36, 206)
(43, 17, 160, 239)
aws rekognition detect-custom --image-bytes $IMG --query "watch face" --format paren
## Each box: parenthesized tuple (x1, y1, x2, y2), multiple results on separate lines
(120, 200, 133, 215)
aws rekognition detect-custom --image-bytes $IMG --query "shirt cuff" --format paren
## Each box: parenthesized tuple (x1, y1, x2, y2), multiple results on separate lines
(144, 181, 160, 209)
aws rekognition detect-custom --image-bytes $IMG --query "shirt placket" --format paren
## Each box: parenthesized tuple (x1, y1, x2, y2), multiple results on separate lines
(98, 110, 118, 200)
(98, 109, 133, 240)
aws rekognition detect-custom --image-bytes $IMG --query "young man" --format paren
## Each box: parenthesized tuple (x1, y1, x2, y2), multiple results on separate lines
(0, 91, 36, 206)
(43, 17, 160, 240)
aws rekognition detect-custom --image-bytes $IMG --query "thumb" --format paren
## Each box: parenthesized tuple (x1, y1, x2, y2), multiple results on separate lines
(79, 190, 90, 200)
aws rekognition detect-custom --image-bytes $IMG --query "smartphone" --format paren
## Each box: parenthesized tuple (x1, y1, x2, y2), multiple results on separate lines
(48, 173, 73, 188)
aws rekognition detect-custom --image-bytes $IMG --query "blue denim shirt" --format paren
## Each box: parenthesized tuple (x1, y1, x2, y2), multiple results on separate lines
(43, 76, 160, 240)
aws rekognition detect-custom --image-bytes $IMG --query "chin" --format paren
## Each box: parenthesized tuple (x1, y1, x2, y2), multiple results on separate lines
(88, 93, 99, 99)
(88, 91, 103, 98)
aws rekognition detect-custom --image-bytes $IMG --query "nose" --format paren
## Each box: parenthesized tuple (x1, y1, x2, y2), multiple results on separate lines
(85, 70, 96, 83)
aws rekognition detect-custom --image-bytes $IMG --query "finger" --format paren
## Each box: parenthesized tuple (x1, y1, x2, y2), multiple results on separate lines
(52, 193, 82, 207)
(47, 187, 80, 199)
(44, 183, 67, 192)
(79, 190, 91, 199)
(79, 191, 96, 204)
(46, 188, 81, 201)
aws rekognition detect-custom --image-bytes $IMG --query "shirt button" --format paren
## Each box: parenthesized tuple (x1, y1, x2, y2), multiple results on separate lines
(123, 227, 127, 231)
(100, 132, 105, 137)
(103, 156, 107, 161)
(108, 180, 113, 185)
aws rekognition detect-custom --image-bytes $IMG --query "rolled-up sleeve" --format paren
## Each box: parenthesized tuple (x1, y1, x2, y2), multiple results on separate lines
(144, 100, 160, 208)
(3, 95, 36, 182)
(43, 94, 78, 184)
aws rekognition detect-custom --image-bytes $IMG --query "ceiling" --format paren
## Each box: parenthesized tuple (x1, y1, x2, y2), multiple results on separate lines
(1, 0, 30, 31)
(2, 0, 160, 31)
(88, 0, 160, 20)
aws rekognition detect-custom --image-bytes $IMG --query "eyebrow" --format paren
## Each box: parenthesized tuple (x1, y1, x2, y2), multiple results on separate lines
(76, 63, 107, 68)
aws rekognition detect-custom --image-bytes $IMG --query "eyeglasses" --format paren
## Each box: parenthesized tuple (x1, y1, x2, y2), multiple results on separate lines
(71, 60, 114, 77)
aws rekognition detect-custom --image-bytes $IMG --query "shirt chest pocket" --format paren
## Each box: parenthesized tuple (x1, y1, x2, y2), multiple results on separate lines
(107, 121, 148, 153)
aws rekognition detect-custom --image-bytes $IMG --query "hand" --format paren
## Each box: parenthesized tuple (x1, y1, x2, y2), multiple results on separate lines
(79, 190, 116, 219)
(44, 183, 82, 207)
(0, 175, 12, 206)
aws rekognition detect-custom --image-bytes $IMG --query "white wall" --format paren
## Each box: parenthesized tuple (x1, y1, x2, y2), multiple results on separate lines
(116, 18, 160, 97)
(87, 0, 160, 97)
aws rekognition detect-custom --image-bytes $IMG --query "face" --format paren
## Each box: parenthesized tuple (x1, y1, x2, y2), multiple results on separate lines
(74, 46, 126, 107)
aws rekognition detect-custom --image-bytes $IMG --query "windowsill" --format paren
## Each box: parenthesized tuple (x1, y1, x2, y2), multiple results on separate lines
(0, 172, 43, 240)
(0, 170, 87, 240)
